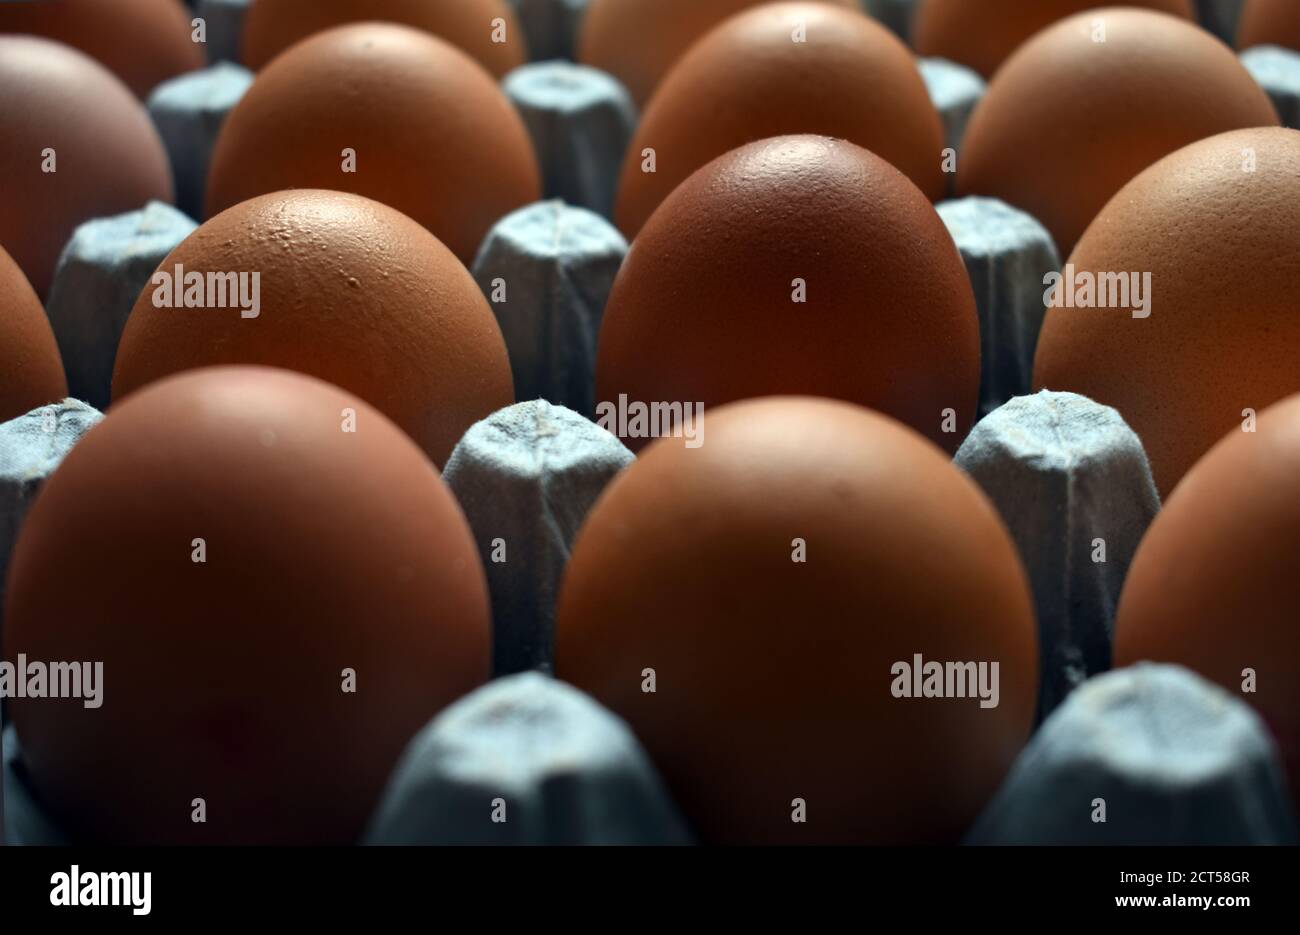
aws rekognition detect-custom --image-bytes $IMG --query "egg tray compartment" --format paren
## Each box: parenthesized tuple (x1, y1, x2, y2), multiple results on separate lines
(3, 672, 695, 846)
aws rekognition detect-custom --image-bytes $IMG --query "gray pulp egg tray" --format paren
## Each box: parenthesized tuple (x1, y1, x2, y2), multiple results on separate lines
(4, 338, 1296, 845)
(4, 374, 1296, 843)
(4, 19, 1299, 842)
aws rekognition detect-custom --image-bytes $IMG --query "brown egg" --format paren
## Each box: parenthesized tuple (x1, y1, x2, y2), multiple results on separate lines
(0, 0, 204, 97)
(0, 36, 173, 299)
(913, 0, 1194, 79)
(112, 189, 514, 467)
(615, 2, 945, 237)
(4, 366, 490, 844)
(0, 244, 68, 424)
(958, 8, 1278, 256)
(578, 0, 859, 107)
(1034, 127, 1300, 496)
(1238, 0, 1300, 51)
(206, 22, 540, 265)
(241, 0, 526, 75)
(1114, 392, 1300, 804)
(598, 135, 979, 454)
(555, 396, 1037, 844)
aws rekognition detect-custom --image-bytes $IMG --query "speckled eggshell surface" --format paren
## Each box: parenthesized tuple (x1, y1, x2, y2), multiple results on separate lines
(957, 8, 1279, 256)
(1114, 392, 1300, 804)
(0, 244, 68, 424)
(1034, 127, 1300, 497)
(206, 22, 540, 265)
(241, 0, 527, 75)
(913, 0, 1195, 79)
(598, 135, 979, 453)
(0, 0, 204, 97)
(615, 2, 945, 237)
(0, 36, 174, 299)
(555, 396, 1038, 845)
(1237, 0, 1300, 51)
(578, 0, 859, 106)
(4, 366, 492, 844)
(112, 189, 514, 467)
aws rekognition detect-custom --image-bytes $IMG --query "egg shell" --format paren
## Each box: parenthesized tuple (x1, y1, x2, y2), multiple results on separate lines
(206, 22, 540, 266)
(957, 7, 1278, 256)
(1114, 392, 1300, 805)
(1033, 127, 1300, 496)
(112, 189, 515, 467)
(598, 135, 979, 454)
(241, 0, 526, 75)
(0, 245, 68, 424)
(0, 0, 205, 98)
(578, 0, 859, 107)
(913, 0, 1195, 79)
(615, 2, 945, 237)
(1238, 0, 1300, 51)
(3, 366, 492, 844)
(0, 36, 174, 299)
(555, 396, 1038, 844)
